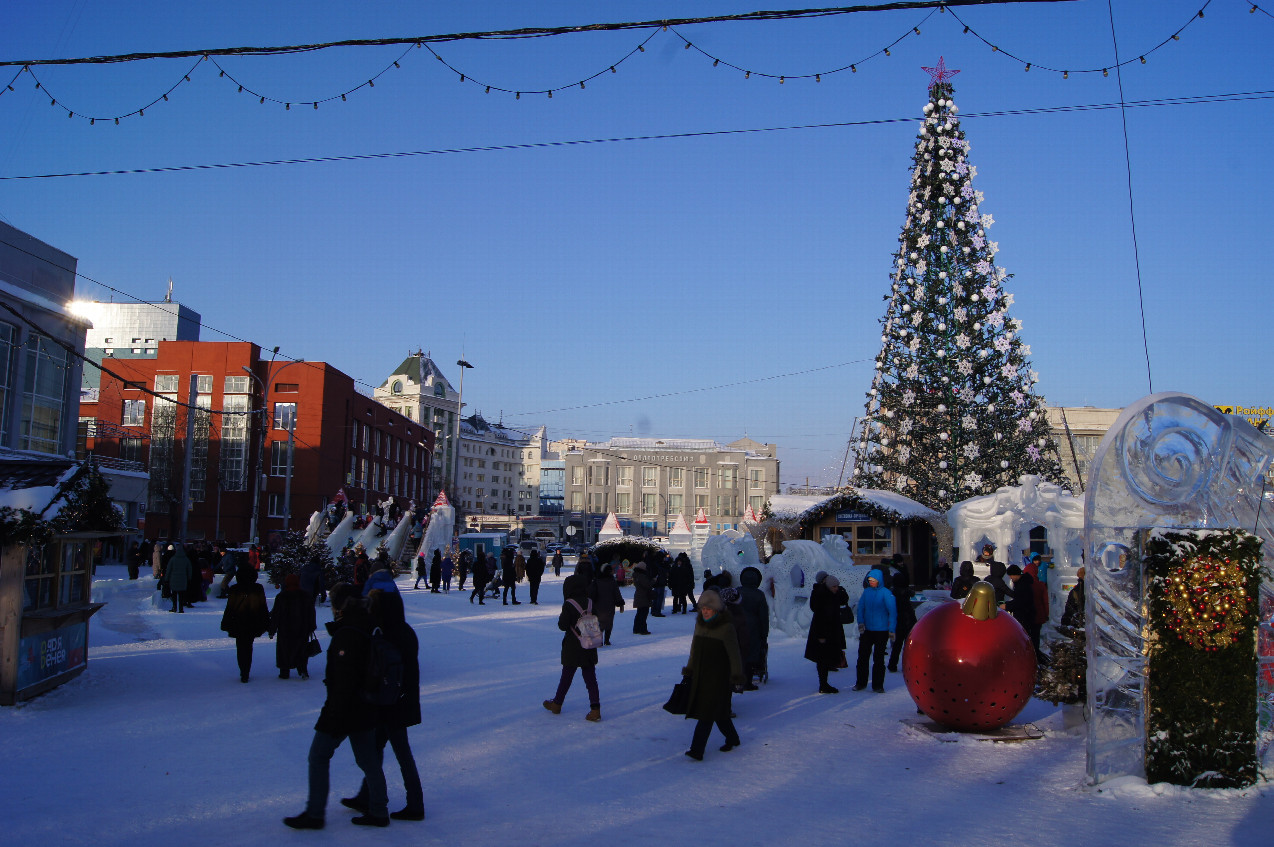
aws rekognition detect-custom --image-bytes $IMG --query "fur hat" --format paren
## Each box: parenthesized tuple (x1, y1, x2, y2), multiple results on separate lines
(697, 589, 724, 612)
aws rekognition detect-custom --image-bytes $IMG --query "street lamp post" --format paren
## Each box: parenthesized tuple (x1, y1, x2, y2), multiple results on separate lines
(451, 358, 474, 510)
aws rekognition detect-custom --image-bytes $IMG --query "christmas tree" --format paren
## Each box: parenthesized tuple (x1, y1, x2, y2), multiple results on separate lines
(265, 529, 333, 588)
(849, 59, 1064, 512)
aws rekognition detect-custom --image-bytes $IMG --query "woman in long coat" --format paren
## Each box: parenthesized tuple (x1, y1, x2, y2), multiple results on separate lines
(542, 573, 602, 721)
(429, 550, 443, 593)
(630, 561, 652, 635)
(271, 573, 317, 679)
(804, 573, 849, 694)
(221, 565, 271, 683)
(681, 590, 744, 760)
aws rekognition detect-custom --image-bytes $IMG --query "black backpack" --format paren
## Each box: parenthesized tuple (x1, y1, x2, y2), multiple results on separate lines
(361, 626, 404, 706)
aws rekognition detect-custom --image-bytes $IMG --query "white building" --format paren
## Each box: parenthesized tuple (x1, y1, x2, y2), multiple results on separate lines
(375, 351, 461, 501)
(457, 412, 534, 532)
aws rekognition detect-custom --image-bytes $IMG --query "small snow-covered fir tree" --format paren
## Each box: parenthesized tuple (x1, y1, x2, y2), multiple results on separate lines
(850, 59, 1064, 512)
(266, 530, 333, 588)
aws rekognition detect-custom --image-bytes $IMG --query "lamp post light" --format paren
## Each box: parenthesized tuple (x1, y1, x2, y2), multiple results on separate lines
(451, 358, 474, 510)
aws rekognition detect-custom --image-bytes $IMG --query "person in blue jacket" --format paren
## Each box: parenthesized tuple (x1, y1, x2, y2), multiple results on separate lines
(853, 568, 897, 693)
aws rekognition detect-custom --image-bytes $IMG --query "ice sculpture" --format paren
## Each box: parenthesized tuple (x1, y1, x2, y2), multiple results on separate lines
(947, 475, 1085, 624)
(764, 534, 872, 638)
(419, 493, 455, 561)
(1083, 392, 1274, 784)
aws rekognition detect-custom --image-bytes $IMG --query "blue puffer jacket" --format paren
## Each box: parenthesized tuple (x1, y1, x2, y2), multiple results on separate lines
(856, 569, 897, 633)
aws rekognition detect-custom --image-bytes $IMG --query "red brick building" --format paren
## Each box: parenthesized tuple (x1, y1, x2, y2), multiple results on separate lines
(79, 341, 433, 544)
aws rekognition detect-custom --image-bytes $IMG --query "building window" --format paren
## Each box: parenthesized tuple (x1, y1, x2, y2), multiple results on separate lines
(669, 467, 684, 488)
(695, 494, 709, 513)
(642, 493, 659, 515)
(22, 541, 93, 612)
(0, 321, 15, 444)
(122, 399, 146, 426)
(147, 394, 178, 511)
(693, 468, 709, 489)
(642, 467, 658, 488)
(224, 375, 249, 394)
(195, 374, 213, 394)
(616, 492, 631, 514)
(571, 465, 584, 485)
(154, 374, 179, 393)
(218, 394, 249, 491)
(120, 437, 144, 464)
(267, 493, 287, 518)
(716, 495, 736, 517)
(617, 466, 633, 486)
(273, 402, 297, 430)
(275, 383, 299, 393)
(569, 492, 583, 511)
(749, 468, 765, 489)
(20, 334, 71, 454)
(668, 494, 683, 514)
(749, 495, 765, 515)
(270, 440, 291, 476)
(720, 467, 737, 489)
(855, 524, 893, 557)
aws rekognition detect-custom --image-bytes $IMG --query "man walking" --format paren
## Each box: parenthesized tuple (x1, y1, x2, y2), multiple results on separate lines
(283, 583, 390, 829)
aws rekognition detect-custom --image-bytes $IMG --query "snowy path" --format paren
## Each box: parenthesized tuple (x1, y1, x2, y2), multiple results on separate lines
(2, 565, 1270, 847)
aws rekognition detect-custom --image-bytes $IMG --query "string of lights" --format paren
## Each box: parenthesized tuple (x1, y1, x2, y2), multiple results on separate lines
(0, 0, 1232, 125)
(1250, 2, 1274, 19)
(944, 1, 1213, 76)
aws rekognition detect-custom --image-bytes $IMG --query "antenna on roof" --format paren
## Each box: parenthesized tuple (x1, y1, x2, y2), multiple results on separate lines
(165, 277, 173, 303)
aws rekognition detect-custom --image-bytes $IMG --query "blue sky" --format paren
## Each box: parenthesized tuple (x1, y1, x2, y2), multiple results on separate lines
(1, 1, 1269, 487)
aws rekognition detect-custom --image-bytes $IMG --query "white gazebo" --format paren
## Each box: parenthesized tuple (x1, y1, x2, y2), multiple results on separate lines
(946, 474, 1084, 623)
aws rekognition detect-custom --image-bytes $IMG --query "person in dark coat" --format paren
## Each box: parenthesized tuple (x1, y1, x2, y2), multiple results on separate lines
(630, 561, 652, 635)
(343, 589, 424, 821)
(413, 552, 428, 590)
(441, 550, 454, 593)
(933, 558, 953, 590)
(737, 566, 770, 689)
(352, 545, 371, 591)
(525, 549, 546, 604)
(221, 565, 271, 682)
(300, 555, 326, 604)
(804, 572, 850, 693)
(551, 549, 564, 577)
(985, 560, 1011, 604)
(651, 553, 670, 617)
(586, 562, 625, 645)
(469, 551, 489, 605)
(428, 550, 443, 593)
(886, 567, 917, 673)
(283, 584, 389, 829)
(950, 560, 977, 599)
(457, 550, 471, 591)
(854, 568, 897, 693)
(501, 547, 521, 605)
(1006, 564, 1042, 659)
(1060, 566, 1086, 628)
(669, 552, 696, 614)
(542, 573, 602, 721)
(271, 573, 317, 680)
(681, 590, 744, 760)
(163, 544, 194, 613)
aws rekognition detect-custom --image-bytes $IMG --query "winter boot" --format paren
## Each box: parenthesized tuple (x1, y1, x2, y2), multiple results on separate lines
(585, 706, 601, 722)
(542, 700, 561, 715)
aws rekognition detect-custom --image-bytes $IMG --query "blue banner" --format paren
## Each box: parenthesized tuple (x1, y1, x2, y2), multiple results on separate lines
(17, 622, 87, 690)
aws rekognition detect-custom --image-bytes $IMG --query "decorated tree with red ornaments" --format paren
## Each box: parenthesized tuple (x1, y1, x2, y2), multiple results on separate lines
(850, 59, 1064, 512)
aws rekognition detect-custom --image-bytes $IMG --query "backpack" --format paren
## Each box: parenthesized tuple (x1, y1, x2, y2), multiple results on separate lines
(361, 626, 404, 706)
(567, 599, 604, 650)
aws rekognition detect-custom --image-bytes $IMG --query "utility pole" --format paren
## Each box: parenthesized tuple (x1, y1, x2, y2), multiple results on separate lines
(178, 374, 198, 541)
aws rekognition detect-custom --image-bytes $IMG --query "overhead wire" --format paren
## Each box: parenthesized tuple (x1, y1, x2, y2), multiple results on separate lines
(4, 88, 1270, 181)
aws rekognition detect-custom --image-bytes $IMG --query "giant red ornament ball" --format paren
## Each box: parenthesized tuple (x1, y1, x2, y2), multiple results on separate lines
(902, 584, 1037, 731)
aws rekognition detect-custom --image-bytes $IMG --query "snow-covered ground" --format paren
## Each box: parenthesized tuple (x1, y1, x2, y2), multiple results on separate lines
(4, 564, 1271, 847)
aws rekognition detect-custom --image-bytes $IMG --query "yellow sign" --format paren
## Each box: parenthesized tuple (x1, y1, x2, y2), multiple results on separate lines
(1214, 404, 1270, 431)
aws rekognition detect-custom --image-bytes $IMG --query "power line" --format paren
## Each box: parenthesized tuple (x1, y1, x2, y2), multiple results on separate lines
(4, 88, 1269, 181)
(0, 2, 1072, 67)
